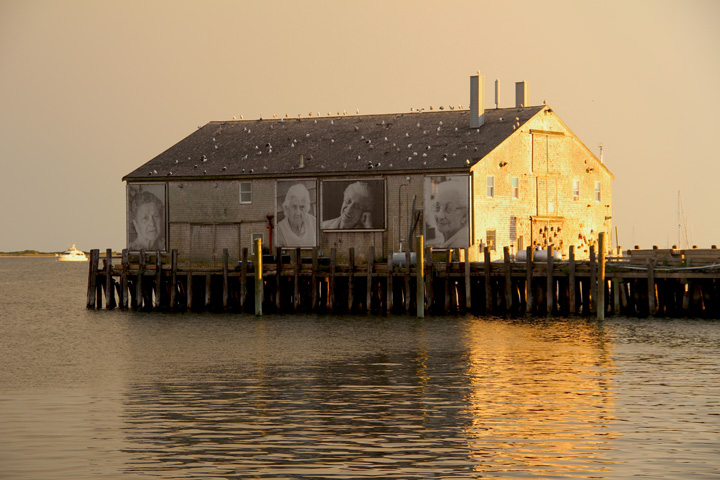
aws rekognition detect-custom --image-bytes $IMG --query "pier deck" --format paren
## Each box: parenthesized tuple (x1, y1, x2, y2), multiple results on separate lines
(87, 242, 720, 318)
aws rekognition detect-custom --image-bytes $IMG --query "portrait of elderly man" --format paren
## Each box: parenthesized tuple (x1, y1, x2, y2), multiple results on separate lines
(276, 182, 317, 246)
(128, 186, 166, 251)
(321, 181, 375, 230)
(425, 177, 469, 248)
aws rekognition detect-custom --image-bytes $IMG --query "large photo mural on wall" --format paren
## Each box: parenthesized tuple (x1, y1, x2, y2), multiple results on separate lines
(275, 180, 318, 247)
(127, 183, 167, 251)
(321, 179, 386, 230)
(424, 175, 470, 248)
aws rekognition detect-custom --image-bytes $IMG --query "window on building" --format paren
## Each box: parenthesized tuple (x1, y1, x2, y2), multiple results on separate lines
(486, 176, 495, 198)
(239, 182, 252, 204)
(486, 230, 496, 251)
(573, 180, 580, 201)
(594, 181, 601, 202)
(512, 177, 519, 199)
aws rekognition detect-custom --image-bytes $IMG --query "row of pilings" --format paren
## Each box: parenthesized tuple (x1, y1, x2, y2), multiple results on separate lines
(87, 236, 720, 318)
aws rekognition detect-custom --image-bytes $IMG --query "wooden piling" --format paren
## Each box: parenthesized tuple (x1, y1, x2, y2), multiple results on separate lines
(222, 248, 229, 311)
(255, 238, 263, 316)
(445, 249, 452, 312)
(87, 249, 99, 309)
(121, 249, 129, 309)
(465, 247, 471, 310)
(568, 246, 576, 315)
(348, 248, 355, 312)
(589, 246, 596, 314)
(525, 247, 534, 314)
(275, 247, 283, 311)
(154, 251, 161, 309)
(598, 233, 606, 320)
(170, 249, 178, 311)
(105, 249, 115, 309)
(205, 273, 212, 309)
(416, 236, 424, 318)
(647, 259, 656, 316)
(294, 247, 301, 311)
(187, 272, 193, 310)
(311, 248, 319, 310)
(329, 248, 336, 312)
(484, 247, 492, 313)
(404, 251, 411, 313)
(546, 246, 554, 315)
(367, 246, 374, 312)
(240, 247, 248, 309)
(136, 250, 145, 310)
(503, 246, 512, 310)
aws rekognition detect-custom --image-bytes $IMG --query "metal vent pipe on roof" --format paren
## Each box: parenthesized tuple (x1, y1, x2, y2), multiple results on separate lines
(470, 73, 485, 129)
(298, 154, 304, 168)
(495, 79, 500, 109)
(515, 81, 529, 108)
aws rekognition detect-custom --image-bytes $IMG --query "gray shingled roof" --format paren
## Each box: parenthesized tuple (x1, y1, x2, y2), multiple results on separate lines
(123, 106, 546, 181)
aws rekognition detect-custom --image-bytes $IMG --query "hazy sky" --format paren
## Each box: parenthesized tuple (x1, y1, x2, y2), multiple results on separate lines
(1, 0, 719, 252)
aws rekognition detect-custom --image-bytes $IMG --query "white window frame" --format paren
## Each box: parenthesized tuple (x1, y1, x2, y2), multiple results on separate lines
(594, 181, 601, 202)
(573, 180, 580, 201)
(239, 181, 252, 204)
(486, 176, 495, 198)
(512, 177, 519, 199)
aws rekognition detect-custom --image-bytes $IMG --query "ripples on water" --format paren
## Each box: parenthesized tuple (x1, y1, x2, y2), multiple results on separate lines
(1, 258, 718, 479)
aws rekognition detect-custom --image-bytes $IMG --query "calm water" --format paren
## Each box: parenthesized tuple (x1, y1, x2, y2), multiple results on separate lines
(1, 258, 718, 479)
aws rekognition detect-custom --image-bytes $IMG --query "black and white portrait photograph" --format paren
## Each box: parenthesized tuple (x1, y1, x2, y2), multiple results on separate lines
(424, 175, 470, 248)
(127, 183, 166, 251)
(275, 180, 318, 247)
(321, 180, 385, 230)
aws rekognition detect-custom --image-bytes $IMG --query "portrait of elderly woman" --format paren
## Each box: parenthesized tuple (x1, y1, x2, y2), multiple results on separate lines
(276, 181, 317, 247)
(321, 180, 385, 230)
(127, 184, 166, 251)
(424, 176, 470, 248)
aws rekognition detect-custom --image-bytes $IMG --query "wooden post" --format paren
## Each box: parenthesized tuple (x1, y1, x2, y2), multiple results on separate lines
(348, 247, 355, 312)
(503, 246, 512, 311)
(205, 273, 212, 309)
(647, 259, 656, 316)
(187, 272, 193, 310)
(121, 249, 129, 309)
(311, 248, 319, 310)
(222, 248, 229, 311)
(589, 246, 596, 314)
(105, 249, 115, 309)
(137, 249, 145, 310)
(546, 245, 554, 315)
(525, 247, 534, 314)
(387, 250, 394, 312)
(416, 236, 424, 318)
(240, 247, 248, 309)
(597, 233, 606, 320)
(154, 250, 162, 309)
(329, 248, 336, 312)
(255, 238, 263, 316)
(445, 249, 452, 312)
(568, 246, 576, 315)
(405, 251, 411, 313)
(276, 247, 283, 311)
(484, 247, 492, 313)
(87, 249, 99, 309)
(294, 247, 301, 311)
(426, 247, 433, 311)
(367, 246, 374, 312)
(613, 278, 621, 315)
(171, 249, 178, 311)
(464, 247, 471, 310)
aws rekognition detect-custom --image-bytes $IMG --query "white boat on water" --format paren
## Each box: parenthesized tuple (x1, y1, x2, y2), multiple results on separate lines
(57, 245, 88, 262)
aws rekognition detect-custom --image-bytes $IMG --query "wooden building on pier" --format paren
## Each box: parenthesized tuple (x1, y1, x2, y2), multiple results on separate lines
(123, 74, 613, 264)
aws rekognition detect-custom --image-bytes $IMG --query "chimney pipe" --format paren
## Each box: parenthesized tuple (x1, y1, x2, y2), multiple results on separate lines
(495, 78, 500, 109)
(298, 153, 305, 168)
(515, 81, 528, 108)
(470, 73, 485, 128)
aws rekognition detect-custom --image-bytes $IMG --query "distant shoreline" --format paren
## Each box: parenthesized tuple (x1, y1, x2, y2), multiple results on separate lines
(0, 253, 62, 257)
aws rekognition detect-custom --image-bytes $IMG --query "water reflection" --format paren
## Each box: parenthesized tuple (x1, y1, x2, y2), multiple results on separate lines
(462, 319, 618, 478)
(118, 316, 620, 478)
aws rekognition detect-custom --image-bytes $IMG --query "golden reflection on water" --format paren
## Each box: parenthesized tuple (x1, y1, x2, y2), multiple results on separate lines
(461, 319, 619, 477)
